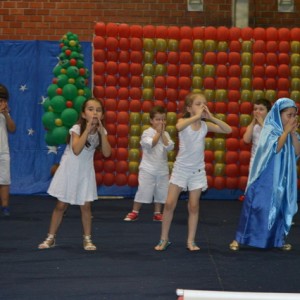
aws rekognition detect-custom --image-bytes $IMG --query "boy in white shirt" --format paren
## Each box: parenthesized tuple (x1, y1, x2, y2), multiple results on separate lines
(124, 106, 174, 222)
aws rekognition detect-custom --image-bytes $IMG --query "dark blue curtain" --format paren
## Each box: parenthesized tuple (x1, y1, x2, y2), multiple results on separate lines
(0, 40, 91, 195)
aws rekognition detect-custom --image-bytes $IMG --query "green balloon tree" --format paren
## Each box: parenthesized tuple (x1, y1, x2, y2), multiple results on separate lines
(42, 32, 92, 146)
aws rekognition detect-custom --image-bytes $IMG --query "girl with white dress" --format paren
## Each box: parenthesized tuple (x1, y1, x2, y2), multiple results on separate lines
(155, 92, 232, 251)
(38, 98, 111, 251)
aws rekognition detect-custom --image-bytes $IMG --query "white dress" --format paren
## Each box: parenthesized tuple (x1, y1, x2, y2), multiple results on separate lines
(47, 124, 101, 205)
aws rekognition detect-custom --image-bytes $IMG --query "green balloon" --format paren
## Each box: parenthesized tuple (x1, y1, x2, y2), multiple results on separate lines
(42, 98, 51, 112)
(70, 51, 79, 59)
(66, 66, 79, 78)
(60, 59, 70, 69)
(50, 95, 66, 113)
(74, 95, 86, 112)
(45, 131, 57, 146)
(53, 66, 62, 77)
(59, 53, 67, 60)
(42, 111, 57, 130)
(61, 108, 78, 127)
(75, 76, 86, 89)
(57, 74, 69, 88)
(52, 126, 68, 145)
(47, 84, 58, 98)
(62, 84, 78, 100)
(76, 60, 84, 68)
(83, 87, 91, 98)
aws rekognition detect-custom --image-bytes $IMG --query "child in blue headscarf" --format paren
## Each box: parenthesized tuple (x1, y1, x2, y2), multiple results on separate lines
(230, 98, 300, 251)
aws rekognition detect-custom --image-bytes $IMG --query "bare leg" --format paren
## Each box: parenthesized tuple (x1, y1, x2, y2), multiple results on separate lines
(154, 202, 162, 214)
(80, 202, 92, 236)
(48, 200, 69, 235)
(132, 201, 143, 213)
(187, 189, 202, 251)
(38, 200, 68, 249)
(80, 202, 96, 251)
(0, 185, 10, 207)
(155, 183, 182, 250)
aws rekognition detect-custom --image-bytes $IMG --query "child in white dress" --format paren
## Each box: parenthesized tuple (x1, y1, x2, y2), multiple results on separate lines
(0, 84, 16, 217)
(155, 92, 232, 251)
(124, 106, 174, 222)
(38, 98, 111, 251)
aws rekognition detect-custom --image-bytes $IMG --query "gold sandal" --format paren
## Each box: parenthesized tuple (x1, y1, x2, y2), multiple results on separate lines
(229, 240, 239, 251)
(38, 234, 56, 249)
(154, 239, 171, 251)
(187, 241, 200, 251)
(83, 235, 97, 251)
(280, 243, 292, 251)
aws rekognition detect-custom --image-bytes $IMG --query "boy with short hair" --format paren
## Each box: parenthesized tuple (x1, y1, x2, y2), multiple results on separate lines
(124, 106, 174, 222)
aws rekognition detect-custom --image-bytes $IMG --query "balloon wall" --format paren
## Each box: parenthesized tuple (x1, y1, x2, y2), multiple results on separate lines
(42, 32, 92, 146)
(93, 23, 300, 190)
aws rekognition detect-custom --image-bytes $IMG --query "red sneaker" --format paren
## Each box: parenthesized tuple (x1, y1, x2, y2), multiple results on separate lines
(124, 211, 139, 221)
(153, 213, 163, 222)
(238, 195, 245, 201)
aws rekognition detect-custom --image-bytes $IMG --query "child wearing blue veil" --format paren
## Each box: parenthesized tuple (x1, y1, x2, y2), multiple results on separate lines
(230, 98, 300, 251)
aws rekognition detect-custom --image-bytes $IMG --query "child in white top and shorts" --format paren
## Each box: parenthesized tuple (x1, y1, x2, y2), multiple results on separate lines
(154, 92, 232, 251)
(124, 105, 174, 222)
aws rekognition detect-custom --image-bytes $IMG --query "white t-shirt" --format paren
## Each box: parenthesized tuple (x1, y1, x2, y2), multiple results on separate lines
(0, 114, 9, 154)
(139, 127, 174, 176)
(173, 121, 207, 171)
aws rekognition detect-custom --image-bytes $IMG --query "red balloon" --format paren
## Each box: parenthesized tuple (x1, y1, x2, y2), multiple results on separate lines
(203, 77, 215, 89)
(179, 39, 193, 52)
(118, 99, 130, 111)
(115, 161, 129, 174)
(116, 148, 128, 161)
(266, 53, 278, 66)
(106, 123, 117, 135)
(205, 163, 214, 176)
(167, 64, 179, 76)
(278, 41, 290, 53)
(130, 76, 142, 87)
(241, 27, 253, 40)
(166, 89, 178, 102)
(228, 65, 241, 77)
(204, 26, 217, 40)
(227, 102, 239, 114)
(117, 137, 129, 148)
(207, 175, 213, 188)
(115, 173, 128, 186)
(95, 172, 103, 186)
(94, 160, 103, 172)
(166, 76, 178, 89)
(94, 22, 106, 36)
(156, 25, 168, 38)
(228, 77, 241, 90)
(228, 126, 239, 138)
(278, 53, 290, 64)
(266, 41, 278, 52)
(105, 86, 118, 99)
(265, 78, 277, 90)
(265, 65, 277, 78)
(93, 86, 105, 99)
(229, 40, 241, 52)
(228, 52, 241, 65)
(130, 25, 143, 37)
(142, 101, 153, 112)
(252, 77, 265, 90)
(266, 27, 278, 41)
(129, 99, 141, 112)
(204, 150, 214, 163)
(215, 102, 227, 114)
(130, 63, 142, 76)
(180, 26, 193, 39)
(168, 26, 180, 39)
(103, 173, 115, 186)
(253, 40, 266, 52)
(214, 176, 226, 190)
(217, 26, 229, 41)
(107, 135, 116, 148)
(103, 160, 115, 173)
(117, 112, 129, 124)
(226, 137, 239, 151)
(226, 177, 238, 189)
(240, 165, 249, 176)
(229, 27, 241, 41)
(239, 139, 251, 151)
(253, 27, 266, 40)
(239, 151, 251, 165)
(215, 77, 227, 89)
(226, 114, 239, 127)
(179, 64, 192, 77)
(225, 151, 239, 164)
(253, 53, 266, 65)
(225, 164, 239, 177)
(105, 111, 117, 124)
(154, 88, 166, 100)
(278, 28, 290, 41)
(106, 37, 118, 51)
(119, 23, 130, 38)
(228, 90, 240, 102)
(204, 52, 217, 65)
(129, 87, 142, 99)
(240, 102, 253, 114)
(239, 176, 248, 190)
(93, 36, 106, 49)
(216, 65, 228, 77)
(277, 78, 290, 90)
(155, 76, 166, 88)
(179, 52, 193, 64)
(119, 76, 130, 87)
(143, 25, 156, 38)
(166, 101, 177, 112)
(119, 38, 130, 50)
(128, 174, 138, 187)
(193, 26, 204, 39)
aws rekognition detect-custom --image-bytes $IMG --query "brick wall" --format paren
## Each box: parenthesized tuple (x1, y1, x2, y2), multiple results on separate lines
(0, 0, 299, 41)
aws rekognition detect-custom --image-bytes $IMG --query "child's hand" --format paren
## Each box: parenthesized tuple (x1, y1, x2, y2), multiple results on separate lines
(202, 105, 213, 120)
(97, 119, 105, 135)
(284, 117, 298, 134)
(254, 114, 264, 126)
(155, 122, 165, 134)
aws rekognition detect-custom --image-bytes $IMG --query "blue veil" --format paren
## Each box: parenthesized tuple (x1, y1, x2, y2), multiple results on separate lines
(245, 98, 299, 235)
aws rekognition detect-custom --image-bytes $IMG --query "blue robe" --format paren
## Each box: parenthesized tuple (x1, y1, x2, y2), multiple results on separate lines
(235, 98, 299, 248)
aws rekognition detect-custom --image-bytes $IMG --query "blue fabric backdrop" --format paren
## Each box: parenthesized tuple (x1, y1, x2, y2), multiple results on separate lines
(0, 40, 248, 199)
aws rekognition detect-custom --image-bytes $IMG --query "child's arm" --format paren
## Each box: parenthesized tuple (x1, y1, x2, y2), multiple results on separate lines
(277, 118, 298, 153)
(72, 126, 90, 156)
(291, 132, 300, 156)
(243, 119, 255, 144)
(98, 121, 111, 158)
(204, 107, 232, 134)
(2, 107, 16, 133)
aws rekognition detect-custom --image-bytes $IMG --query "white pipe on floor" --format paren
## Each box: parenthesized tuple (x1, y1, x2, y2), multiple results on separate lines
(176, 289, 300, 300)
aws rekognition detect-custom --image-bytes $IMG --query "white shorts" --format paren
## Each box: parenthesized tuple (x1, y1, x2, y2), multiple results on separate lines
(169, 165, 207, 192)
(134, 169, 169, 204)
(0, 153, 11, 185)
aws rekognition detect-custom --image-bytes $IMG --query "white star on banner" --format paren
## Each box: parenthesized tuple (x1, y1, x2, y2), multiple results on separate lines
(19, 84, 28, 92)
(39, 96, 48, 105)
(47, 146, 58, 154)
(27, 128, 35, 136)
